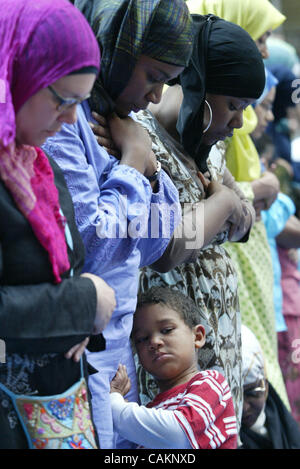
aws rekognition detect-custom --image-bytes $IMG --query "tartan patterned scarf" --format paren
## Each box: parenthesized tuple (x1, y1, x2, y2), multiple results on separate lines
(0, 0, 100, 283)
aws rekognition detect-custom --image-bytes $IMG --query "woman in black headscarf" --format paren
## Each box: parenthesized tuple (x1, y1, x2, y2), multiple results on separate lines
(153, 14, 265, 171)
(91, 15, 265, 428)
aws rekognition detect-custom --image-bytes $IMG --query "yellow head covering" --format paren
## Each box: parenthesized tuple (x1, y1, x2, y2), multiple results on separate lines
(187, 0, 286, 40)
(225, 106, 262, 182)
(187, 0, 286, 181)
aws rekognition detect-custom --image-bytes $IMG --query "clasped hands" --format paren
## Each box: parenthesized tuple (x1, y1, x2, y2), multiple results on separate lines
(252, 171, 280, 220)
(198, 171, 246, 240)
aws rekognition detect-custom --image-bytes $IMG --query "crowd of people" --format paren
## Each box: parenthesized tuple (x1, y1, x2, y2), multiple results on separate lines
(1, 0, 300, 450)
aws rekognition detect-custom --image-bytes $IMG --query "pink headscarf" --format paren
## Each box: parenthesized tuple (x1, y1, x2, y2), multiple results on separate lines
(0, 0, 100, 283)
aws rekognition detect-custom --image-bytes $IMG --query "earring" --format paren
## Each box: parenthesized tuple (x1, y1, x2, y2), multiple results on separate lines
(203, 100, 213, 134)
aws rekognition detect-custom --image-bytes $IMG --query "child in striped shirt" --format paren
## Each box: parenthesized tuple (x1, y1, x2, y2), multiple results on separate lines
(110, 287, 237, 449)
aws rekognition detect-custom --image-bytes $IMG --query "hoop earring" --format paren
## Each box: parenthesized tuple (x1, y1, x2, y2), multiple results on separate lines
(203, 100, 213, 134)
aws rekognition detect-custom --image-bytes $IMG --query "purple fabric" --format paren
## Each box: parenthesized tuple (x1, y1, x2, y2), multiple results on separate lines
(0, 0, 100, 146)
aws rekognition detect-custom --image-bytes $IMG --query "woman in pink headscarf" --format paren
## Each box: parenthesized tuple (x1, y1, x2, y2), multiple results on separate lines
(0, 0, 115, 449)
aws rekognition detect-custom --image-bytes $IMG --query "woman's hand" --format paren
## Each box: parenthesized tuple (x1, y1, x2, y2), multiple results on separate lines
(110, 364, 131, 396)
(204, 179, 246, 239)
(251, 171, 280, 219)
(253, 200, 265, 221)
(81, 273, 116, 335)
(197, 171, 210, 191)
(65, 274, 116, 362)
(90, 111, 155, 177)
(65, 337, 90, 362)
(107, 112, 153, 175)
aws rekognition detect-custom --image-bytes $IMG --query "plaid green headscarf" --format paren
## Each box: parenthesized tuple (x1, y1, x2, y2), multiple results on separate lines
(75, 0, 193, 114)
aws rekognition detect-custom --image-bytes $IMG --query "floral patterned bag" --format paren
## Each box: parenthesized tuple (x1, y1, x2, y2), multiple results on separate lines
(0, 359, 97, 449)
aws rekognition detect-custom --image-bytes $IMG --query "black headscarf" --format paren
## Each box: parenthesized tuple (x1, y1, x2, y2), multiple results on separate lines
(176, 14, 266, 171)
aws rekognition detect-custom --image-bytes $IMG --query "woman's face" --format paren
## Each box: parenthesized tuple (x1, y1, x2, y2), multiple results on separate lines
(114, 55, 185, 117)
(255, 29, 272, 59)
(16, 73, 96, 147)
(251, 87, 276, 140)
(202, 93, 256, 146)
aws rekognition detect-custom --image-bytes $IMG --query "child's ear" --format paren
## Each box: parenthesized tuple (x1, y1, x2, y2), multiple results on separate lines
(193, 324, 206, 349)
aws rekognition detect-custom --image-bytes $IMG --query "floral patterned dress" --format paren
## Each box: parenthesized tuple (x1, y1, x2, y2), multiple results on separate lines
(134, 110, 247, 427)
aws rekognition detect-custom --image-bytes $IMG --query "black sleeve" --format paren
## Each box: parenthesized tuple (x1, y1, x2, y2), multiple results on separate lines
(0, 156, 97, 354)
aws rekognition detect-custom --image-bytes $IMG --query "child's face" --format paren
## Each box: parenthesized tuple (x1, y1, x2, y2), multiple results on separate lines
(133, 303, 205, 391)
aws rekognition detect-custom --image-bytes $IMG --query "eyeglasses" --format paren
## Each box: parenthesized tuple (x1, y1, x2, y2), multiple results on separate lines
(48, 85, 91, 112)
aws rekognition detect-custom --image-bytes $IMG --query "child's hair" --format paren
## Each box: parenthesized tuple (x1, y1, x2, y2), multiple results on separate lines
(136, 286, 201, 328)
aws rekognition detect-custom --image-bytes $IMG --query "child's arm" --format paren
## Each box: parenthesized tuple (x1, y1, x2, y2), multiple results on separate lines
(109, 365, 191, 449)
